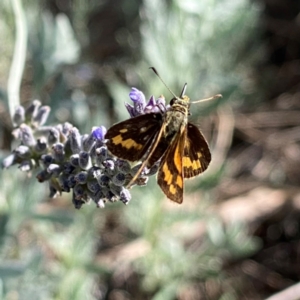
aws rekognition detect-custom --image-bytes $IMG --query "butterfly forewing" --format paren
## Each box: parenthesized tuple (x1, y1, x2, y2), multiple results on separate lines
(105, 113, 163, 161)
(157, 127, 186, 203)
(183, 123, 211, 178)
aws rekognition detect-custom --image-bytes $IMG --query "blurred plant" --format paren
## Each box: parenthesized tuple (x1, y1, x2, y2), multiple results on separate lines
(0, 167, 109, 300)
(138, 220, 259, 300)
(27, 12, 80, 95)
(133, 0, 262, 105)
(0, 0, 265, 299)
(121, 190, 260, 299)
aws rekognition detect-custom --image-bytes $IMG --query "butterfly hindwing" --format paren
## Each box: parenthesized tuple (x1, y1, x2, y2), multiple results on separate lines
(157, 126, 186, 203)
(147, 135, 171, 168)
(105, 113, 163, 161)
(183, 123, 211, 178)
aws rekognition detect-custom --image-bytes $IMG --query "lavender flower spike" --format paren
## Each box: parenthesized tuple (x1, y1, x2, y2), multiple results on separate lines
(2, 92, 159, 209)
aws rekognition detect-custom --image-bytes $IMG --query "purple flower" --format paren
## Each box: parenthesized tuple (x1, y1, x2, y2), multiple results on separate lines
(144, 95, 156, 114)
(156, 95, 166, 107)
(124, 103, 136, 118)
(126, 89, 168, 116)
(145, 95, 167, 114)
(92, 126, 107, 141)
(128, 88, 146, 116)
(129, 88, 146, 105)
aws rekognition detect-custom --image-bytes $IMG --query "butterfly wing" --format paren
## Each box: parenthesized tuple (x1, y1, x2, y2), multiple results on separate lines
(105, 113, 163, 161)
(183, 123, 211, 178)
(157, 127, 186, 203)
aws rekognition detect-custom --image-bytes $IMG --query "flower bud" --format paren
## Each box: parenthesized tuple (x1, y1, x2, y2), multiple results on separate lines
(48, 127, 60, 145)
(58, 174, 70, 192)
(13, 106, 25, 126)
(67, 175, 76, 188)
(52, 143, 65, 162)
(69, 127, 82, 154)
(74, 171, 88, 184)
(96, 174, 110, 187)
(35, 138, 47, 153)
(87, 180, 100, 193)
(73, 184, 85, 200)
(62, 122, 73, 135)
(63, 162, 75, 175)
(40, 154, 53, 168)
(111, 172, 126, 186)
(103, 159, 115, 175)
(14, 145, 31, 158)
(2, 154, 16, 168)
(47, 164, 62, 176)
(79, 151, 91, 169)
(124, 103, 135, 118)
(120, 188, 131, 204)
(116, 160, 131, 174)
(25, 100, 41, 122)
(82, 132, 95, 152)
(19, 160, 34, 172)
(36, 169, 52, 182)
(72, 195, 84, 209)
(70, 154, 79, 167)
(19, 124, 36, 147)
(95, 146, 107, 166)
(129, 88, 146, 116)
(92, 126, 107, 141)
(96, 199, 106, 208)
(33, 106, 50, 126)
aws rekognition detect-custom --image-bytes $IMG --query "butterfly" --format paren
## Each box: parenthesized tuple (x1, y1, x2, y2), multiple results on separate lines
(105, 68, 221, 203)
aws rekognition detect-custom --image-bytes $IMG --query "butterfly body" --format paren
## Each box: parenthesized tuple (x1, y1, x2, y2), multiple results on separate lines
(163, 97, 188, 135)
(105, 88, 211, 204)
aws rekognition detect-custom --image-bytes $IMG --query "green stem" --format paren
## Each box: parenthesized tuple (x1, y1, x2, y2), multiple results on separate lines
(7, 0, 27, 122)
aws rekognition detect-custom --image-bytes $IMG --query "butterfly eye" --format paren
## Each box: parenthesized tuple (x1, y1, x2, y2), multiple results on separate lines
(170, 98, 176, 106)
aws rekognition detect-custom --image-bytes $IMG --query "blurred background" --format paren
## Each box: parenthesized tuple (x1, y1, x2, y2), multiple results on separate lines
(0, 0, 300, 299)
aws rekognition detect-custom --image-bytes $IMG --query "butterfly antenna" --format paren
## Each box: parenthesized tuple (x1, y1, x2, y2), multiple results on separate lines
(191, 94, 222, 104)
(150, 67, 179, 99)
(180, 83, 188, 97)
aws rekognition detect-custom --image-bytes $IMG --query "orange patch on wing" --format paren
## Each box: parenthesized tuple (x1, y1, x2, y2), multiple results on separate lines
(169, 184, 177, 195)
(176, 175, 183, 188)
(173, 144, 182, 173)
(162, 164, 173, 185)
(183, 156, 201, 170)
(111, 135, 143, 150)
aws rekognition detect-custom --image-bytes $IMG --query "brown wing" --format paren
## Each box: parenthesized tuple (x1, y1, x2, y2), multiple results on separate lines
(183, 123, 211, 178)
(105, 113, 163, 161)
(157, 127, 186, 204)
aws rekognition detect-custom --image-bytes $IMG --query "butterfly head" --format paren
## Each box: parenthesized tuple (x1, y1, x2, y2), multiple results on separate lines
(169, 83, 190, 109)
